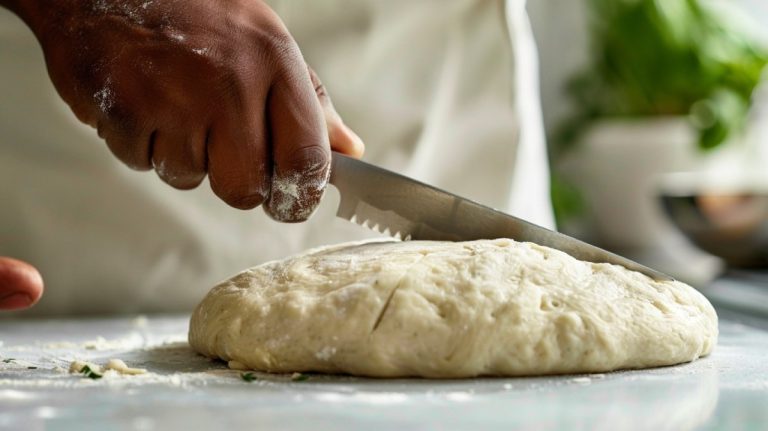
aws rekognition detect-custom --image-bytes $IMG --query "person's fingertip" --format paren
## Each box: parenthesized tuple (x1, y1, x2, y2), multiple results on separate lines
(0, 293, 33, 310)
(0, 258, 44, 311)
(27, 271, 43, 306)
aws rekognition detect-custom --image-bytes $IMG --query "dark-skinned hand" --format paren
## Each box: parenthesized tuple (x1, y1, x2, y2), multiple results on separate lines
(0, 0, 364, 310)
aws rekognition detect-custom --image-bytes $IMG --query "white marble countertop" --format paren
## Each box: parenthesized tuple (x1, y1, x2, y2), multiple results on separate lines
(1, 309, 767, 431)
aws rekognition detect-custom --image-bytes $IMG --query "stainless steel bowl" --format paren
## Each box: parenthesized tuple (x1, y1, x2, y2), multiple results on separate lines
(659, 174, 768, 268)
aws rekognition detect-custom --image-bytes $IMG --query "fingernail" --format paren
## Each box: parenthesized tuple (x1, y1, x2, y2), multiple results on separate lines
(0, 293, 33, 310)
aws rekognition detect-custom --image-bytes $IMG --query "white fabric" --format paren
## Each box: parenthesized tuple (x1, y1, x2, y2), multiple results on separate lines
(0, 0, 553, 315)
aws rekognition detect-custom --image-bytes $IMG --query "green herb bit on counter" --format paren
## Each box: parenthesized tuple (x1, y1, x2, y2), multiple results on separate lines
(241, 372, 258, 382)
(27, 366, 37, 370)
(2, 358, 15, 364)
(81, 365, 103, 380)
(291, 372, 309, 382)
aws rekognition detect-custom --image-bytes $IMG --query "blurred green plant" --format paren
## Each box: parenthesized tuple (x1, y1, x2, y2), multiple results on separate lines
(552, 0, 768, 226)
(557, 0, 768, 152)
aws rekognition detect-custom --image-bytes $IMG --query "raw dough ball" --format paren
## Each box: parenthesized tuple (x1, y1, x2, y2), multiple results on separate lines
(188, 239, 717, 378)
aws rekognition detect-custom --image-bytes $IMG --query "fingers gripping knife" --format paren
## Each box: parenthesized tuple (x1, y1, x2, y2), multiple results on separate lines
(328, 152, 672, 281)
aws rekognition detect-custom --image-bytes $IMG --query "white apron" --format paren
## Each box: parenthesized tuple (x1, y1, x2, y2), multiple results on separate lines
(0, 0, 553, 315)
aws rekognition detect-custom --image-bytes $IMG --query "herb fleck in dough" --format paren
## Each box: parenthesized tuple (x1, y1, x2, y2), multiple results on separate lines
(189, 239, 717, 378)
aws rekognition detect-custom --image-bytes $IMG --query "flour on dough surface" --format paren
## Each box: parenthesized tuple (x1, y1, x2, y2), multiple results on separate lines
(189, 239, 717, 378)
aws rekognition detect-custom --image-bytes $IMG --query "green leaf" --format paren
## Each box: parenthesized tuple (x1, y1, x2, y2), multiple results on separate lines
(81, 365, 103, 380)
(27, 366, 38, 370)
(555, 0, 768, 153)
(2, 358, 14, 364)
(240, 372, 258, 382)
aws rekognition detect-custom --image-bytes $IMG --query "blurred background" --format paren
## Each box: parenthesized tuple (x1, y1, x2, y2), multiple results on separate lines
(529, 0, 768, 297)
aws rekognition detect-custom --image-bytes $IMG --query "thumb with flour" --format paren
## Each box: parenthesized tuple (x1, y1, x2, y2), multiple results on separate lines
(263, 67, 365, 222)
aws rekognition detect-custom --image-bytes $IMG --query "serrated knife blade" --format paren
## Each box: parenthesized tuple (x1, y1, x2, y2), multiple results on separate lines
(329, 152, 672, 281)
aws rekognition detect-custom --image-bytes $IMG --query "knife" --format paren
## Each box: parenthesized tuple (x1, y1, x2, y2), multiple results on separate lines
(328, 152, 673, 281)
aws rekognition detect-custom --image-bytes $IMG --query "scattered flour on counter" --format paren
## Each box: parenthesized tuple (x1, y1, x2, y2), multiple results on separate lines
(313, 392, 409, 405)
(105, 359, 147, 375)
(570, 377, 592, 385)
(444, 392, 474, 402)
(0, 371, 222, 390)
(6, 332, 166, 354)
(42, 342, 80, 350)
(0, 317, 238, 392)
(0, 358, 36, 368)
(83, 333, 147, 351)
(0, 389, 36, 401)
(69, 358, 146, 376)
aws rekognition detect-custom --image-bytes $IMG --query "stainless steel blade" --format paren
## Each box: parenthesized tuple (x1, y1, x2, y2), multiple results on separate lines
(329, 152, 673, 281)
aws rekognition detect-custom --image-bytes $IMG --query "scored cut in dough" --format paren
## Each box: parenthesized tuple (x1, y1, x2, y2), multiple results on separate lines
(188, 239, 717, 378)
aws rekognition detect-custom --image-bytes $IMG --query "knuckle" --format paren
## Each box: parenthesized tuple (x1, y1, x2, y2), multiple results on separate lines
(253, 27, 302, 72)
(258, 27, 295, 56)
(315, 83, 328, 99)
(307, 68, 327, 98)
(95, 98, 146, 138)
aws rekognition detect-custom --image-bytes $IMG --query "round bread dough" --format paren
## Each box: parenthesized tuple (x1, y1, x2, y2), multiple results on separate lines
(189, 239, 717, 378)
